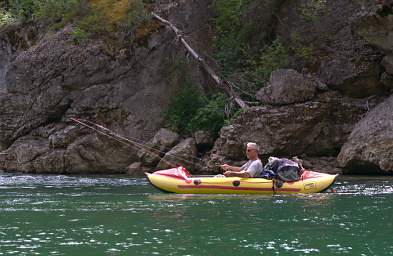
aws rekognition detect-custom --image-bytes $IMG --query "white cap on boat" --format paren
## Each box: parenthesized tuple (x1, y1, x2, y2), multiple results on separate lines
(246, 142, 259, 152)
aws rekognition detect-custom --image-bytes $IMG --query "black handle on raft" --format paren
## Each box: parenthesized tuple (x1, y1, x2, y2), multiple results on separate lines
(232, 180, 240, 187)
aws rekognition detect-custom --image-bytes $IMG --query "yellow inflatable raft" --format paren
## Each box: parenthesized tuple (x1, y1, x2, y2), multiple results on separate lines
(146, 167, 338, 194)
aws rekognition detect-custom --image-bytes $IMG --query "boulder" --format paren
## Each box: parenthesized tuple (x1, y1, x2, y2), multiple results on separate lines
(353, 14, 393, 53)
(137, 143, 162, 168)
(256, 69, 317, 105)
(137, 128, 179, 167)
(302, 157, 342, 174)
(151, 128, 180, 151)
(194, 130, 214, 150)
(382, 55, 393, 75)
(156, 138, 198, 171)
(0, 130, 136, 174)
(209, 92, 368, 164)
(337, 95, 393, 174)
(126, 162, 151, 176)
(380, 72, 393, 92)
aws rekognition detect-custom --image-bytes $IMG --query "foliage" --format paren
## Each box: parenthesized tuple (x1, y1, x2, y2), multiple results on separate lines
(188, 93, 228, 135)
(2, 0, 152, 41)
(290, 32, 315, 65)
(126, 0, 150, 29)
(4, 0, 79, 24)
(298, 0, 327, 22)
(70, 26, 88, 42)
(250, 39, 289, 84)
(33, 0, 79, 22)
(213, 0, 289, 97)
(213, 0, 251, 74)
(77, 11, 106, 35)
(164, 82, 236, 136)
(0, 8, 16, 27)
(164, 84, 207, 134)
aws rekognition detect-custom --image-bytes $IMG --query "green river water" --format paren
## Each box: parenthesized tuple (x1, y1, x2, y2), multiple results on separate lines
(0, 174, 392, 256)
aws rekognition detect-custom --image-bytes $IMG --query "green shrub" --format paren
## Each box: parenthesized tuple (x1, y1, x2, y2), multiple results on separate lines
(290, 32, 315, 65)
(165, 85, 238, 136)
(164, 84, 207, 134)
(77, 11, 106, 35)
(70, 26, 88, 42)
(213, 0, 290, 96)
(6, 0, 79, 23)
(188, 93, 228, 135)
(213, 0, 251, 74)
(298, 0, 327, 22)
(7, 0, 36, 21)
(126, 0, 150, 29)
(0, 8, 16, 27)
(34, 0, 79, 22)
(250, 39, 289, 84)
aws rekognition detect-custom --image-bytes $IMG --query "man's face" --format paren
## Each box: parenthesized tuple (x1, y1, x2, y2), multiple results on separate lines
(246, 147, 257, 159)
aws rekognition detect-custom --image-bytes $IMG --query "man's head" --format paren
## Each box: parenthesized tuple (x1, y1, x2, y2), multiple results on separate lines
(246, 142, 259, 160)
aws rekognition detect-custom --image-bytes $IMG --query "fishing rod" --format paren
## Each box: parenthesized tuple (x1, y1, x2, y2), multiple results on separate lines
(77, 118, 205, 163)
(70, 118, 204, 168)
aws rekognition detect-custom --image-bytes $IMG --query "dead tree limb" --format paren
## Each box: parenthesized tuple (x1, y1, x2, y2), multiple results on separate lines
(151, 12, 248, 109)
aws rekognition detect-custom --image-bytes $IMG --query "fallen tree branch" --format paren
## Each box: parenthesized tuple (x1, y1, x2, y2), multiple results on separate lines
(151, 12, 248, 109)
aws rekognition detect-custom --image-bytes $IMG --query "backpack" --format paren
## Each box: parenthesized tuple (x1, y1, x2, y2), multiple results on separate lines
(263, 158, 303, 182)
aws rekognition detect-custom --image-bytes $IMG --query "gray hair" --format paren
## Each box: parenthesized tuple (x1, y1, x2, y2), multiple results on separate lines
(246, 142, 259, 151)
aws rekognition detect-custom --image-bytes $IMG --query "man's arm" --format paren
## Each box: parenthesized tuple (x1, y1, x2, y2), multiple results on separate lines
(223, 170, 251, 178)
(220, 164, 242, 172)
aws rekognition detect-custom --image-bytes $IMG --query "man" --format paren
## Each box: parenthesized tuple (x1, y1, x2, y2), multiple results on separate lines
(220, 142, 263, 178)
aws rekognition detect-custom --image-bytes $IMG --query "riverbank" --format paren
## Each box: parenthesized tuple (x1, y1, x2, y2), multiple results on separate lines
(0, 0, 392, 175)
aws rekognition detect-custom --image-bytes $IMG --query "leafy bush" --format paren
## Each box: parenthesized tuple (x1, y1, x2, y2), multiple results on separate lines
(77, 10, 106, 35)
(70, 26, 88, 42)
(165, 84, 238, 136)
(164, 84, 207, 134)
(213, 0, 290, 96)
(5, 0, 79, 23)
(188, 93, 228, 135)
(0, 8, 16, 27)
(298, 0, 327, 22)
(250, 39, 289, 84)
(34, 0, 79, 22)
(213, 0, 251, 74)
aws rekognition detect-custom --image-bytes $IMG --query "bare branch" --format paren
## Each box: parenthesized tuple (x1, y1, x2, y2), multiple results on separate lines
(151, 12, 248, 109)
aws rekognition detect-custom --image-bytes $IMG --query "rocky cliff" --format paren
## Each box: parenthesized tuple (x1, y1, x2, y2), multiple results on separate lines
(0, 0, 392, 175)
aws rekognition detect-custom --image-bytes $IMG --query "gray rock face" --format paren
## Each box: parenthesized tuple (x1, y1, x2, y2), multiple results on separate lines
(137, 128, 179, 167)
(337, 95, 393, 173)
(276, 0, 384, 98)
(353, 14, 393, 52)
(0, 39, 12, 92)
(0, 24, 197, 173)
(256, 69, 317, 105)
(0, 0, 215, 174)
(151, 128, 180, 151)
(126, 162, 150, 176)
(382, 55, 393, 75)
(380, 72, 393, 92)
(209, 92, 368, 164)
(194, 130, 214, 149)
(156, 138, 198, 171)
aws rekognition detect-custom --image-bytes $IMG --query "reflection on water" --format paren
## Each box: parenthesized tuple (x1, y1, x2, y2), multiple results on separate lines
(0, 174, 392, 255)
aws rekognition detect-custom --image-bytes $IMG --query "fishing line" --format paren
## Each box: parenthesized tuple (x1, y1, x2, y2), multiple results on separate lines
(70, 118, 205, 169)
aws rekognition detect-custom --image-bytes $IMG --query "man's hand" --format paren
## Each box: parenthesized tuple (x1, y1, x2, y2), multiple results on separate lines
(223, 171, 232, 177)
(220, 164, 231, 171)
